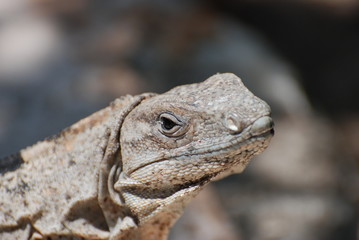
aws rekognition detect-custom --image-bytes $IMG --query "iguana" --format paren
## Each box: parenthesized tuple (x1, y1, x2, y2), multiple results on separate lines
(0, 73, 274, 240)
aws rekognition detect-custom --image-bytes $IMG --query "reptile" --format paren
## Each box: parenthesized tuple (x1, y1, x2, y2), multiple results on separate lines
(0, 73, 274, 240)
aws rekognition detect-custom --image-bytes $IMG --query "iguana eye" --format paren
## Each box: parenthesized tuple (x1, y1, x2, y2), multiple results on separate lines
(158, 113, 187, 137)
(161, 116, 177, 130)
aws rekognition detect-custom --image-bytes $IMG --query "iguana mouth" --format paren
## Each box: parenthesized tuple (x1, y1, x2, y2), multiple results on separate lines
(128, 116, 274, 175)
(180, 124, 273, 157)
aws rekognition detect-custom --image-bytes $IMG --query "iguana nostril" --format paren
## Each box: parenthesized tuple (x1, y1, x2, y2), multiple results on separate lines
(250, 116, 274, 136)
(225, 113, 244, 133)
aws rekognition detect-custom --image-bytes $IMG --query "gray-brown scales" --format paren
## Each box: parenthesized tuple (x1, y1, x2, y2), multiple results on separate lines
(0, 73, 274, 240)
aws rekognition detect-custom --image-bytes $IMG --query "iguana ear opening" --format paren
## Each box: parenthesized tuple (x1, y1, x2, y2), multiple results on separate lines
(98, 93, 156, 232)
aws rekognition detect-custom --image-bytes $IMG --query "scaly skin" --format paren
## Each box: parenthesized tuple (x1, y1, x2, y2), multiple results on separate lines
(0, 73, 274, 240)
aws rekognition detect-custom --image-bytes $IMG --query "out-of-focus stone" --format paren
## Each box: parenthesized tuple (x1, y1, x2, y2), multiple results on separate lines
(170, 186, 241, 240)
(234, 194, 354, 240)
(251, 116, 338, 190)
(75, 65, 146, 103)
(0, 15, 62, 81)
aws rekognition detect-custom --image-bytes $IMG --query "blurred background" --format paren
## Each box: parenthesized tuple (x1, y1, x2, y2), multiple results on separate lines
(0, 0, 358, 239)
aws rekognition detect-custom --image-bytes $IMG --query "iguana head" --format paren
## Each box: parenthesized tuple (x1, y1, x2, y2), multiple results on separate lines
(116, 73, 273, 191)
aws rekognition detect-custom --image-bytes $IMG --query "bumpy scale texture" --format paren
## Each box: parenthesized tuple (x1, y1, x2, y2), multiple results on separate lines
(0, 73, 274, 240)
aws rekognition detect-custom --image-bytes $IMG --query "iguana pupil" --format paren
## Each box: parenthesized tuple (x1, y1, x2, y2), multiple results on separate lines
(161, 116, 177, 130)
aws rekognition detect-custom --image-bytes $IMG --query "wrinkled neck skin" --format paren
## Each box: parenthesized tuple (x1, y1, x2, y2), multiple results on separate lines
(120, 183, 204, 240)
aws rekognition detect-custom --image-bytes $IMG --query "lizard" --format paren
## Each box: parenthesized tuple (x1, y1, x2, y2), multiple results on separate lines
(0, 73, 274, 240)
